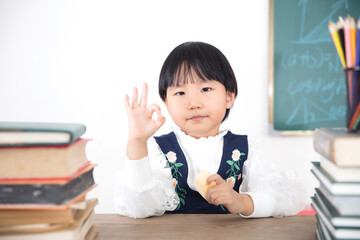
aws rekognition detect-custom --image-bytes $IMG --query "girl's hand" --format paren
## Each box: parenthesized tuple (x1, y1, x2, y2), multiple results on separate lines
(124, 83, 166, 160)
(205, 174, 254, 215)
(124, 83, 166, 141)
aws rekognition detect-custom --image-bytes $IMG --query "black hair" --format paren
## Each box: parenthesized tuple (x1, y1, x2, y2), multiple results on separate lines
(159, 41, 238, 121)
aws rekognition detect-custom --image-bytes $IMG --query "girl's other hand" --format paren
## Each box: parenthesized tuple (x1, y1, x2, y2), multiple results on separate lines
(205, 174, 253, 215)
(124, 83, 166, 142)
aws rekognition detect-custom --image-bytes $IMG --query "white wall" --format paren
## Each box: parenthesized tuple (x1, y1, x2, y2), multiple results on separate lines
(0, 0, 318, 213)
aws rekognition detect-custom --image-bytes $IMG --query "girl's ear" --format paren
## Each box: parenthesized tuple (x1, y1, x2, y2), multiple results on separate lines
(226, 92, 235, 109)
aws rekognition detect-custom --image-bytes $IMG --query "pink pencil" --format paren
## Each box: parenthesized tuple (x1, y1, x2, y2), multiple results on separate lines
(344, 17, 353, 68)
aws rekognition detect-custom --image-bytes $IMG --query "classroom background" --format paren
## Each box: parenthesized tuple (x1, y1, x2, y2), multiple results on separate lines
(0, 0, 319, 213)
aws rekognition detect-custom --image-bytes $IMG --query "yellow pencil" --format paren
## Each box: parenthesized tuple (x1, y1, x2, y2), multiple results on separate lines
(329, 21, 346, 68)
(351, 17, 356, 66)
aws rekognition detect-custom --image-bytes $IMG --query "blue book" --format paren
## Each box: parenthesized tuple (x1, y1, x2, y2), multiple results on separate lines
(0, 122, 86, 146)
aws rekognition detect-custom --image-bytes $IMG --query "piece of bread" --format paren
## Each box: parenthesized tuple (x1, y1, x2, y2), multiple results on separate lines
(194, 171, 216, 199)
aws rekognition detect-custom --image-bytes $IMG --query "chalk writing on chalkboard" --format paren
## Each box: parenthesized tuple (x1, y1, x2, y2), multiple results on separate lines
(272, 0, 360, 131)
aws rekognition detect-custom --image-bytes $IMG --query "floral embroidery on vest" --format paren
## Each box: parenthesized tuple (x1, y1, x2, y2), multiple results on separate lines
(226, 149, 246, 186)
(165, 151, 186, 210)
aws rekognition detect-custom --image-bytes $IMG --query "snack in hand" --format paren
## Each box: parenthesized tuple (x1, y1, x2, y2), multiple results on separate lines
(194, 171, 216, 199)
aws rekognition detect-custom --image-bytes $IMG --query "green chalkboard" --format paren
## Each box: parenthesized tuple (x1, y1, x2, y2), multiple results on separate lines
(272, 0, 360, 131)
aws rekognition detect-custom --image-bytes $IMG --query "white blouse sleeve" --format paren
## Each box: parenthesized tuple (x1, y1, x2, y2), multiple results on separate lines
(239, 137, 307, 218)
(114, 137, 179, 218)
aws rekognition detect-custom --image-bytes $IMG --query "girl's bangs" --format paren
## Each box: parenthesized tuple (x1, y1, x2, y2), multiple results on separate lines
(171, 61, 209, 87)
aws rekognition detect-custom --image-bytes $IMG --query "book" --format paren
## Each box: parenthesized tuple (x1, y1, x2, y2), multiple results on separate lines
(317, 187, 360, 216)
(312, 195, 360, 227)
(0, 198, 98, 239)
(84, 224, 98, 240)
(313, 128, 360, 167)
(0, 122, 86, 147)
(312, 199, 360, 239)
(315, 215, 339, 240)
(0, 166, 95, 205)
(0, 139, 90, 179)
(0, 207, 76, 227)
(0, 162, 94, 185)
(311, 162, 360, 195)
(0, 186, 93, 210)
(320, 156, 360, 182)
(315, 217, 326, 240)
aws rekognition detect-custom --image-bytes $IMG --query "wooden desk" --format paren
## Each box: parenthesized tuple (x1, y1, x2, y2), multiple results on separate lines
(94, 214, 316, 240)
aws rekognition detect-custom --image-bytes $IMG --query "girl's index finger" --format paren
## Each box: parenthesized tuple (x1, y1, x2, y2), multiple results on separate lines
(139, 83, 148, 108)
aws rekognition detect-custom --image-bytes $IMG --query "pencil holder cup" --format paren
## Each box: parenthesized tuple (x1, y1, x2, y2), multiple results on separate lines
(344, 67, 360, 130)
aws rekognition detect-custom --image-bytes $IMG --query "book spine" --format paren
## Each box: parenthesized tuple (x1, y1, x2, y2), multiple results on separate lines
(313, 129, 335, 163)
(68, 125, 87, 143)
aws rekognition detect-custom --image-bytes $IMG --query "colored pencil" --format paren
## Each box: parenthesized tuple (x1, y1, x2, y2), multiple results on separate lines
(356, 18, 360, 67)
(352, 19, 360, 114)
(329, 16, 360, 130)
(349, 102, 360, 129)
(344, 17, 353, 67)
(328, 21, 346, 68)
(338, 17, 347, 66)
(351, 17, 356, 65)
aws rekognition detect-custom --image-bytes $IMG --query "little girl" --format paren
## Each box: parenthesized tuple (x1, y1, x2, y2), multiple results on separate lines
(115, 42, 306, 218)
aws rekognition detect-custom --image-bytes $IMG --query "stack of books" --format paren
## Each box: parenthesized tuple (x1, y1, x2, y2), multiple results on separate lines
(311, 128, 360, 240)
(0, 122, 98, 240)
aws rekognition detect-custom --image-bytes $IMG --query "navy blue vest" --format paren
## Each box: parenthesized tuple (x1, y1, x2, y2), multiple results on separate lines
(154, 131, 248, 214)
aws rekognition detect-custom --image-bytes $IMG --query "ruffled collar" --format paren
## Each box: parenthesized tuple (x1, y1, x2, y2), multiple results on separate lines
(171, 125, 228, 144)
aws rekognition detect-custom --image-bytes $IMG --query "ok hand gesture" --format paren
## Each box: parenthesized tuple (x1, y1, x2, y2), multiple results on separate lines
(124, 83, 166, 159)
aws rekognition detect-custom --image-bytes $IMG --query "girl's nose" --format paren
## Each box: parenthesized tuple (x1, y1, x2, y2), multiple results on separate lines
(188, 95, 202, 110)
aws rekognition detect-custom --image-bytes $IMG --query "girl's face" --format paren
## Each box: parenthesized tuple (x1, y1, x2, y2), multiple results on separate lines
(164, 75, 235, 139)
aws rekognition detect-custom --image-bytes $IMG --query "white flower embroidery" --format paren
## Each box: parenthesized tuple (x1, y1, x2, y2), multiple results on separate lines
(232, 149, 241, 161)
(167, 151, 177, 163)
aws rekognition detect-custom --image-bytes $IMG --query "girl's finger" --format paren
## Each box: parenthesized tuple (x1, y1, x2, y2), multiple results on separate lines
(154, 111, 166, 128)
(124, 94, 131, 113)
(148, 103, 161, 112)
(131, 87, 139, 108)
(139, 83, 148, 108)
(207, 174, 225, 185)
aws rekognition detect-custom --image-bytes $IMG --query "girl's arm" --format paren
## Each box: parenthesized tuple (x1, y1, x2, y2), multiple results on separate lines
(124, 83, 165, 160)
(239, 137, 307, 218)
(205, 137, 307, 218)
(114, 137, 179, 218)
(115, 83, 178, 218)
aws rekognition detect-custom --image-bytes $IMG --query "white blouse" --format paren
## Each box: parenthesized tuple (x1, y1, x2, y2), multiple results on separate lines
(114, 128, 307, 218)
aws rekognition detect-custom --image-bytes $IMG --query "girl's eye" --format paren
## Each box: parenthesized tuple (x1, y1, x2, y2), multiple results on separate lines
(175, 91, 185, 96)
(201, 87, 212, 92)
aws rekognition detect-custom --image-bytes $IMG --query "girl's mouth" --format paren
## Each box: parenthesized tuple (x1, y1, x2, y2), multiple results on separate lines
(189, 115, 205, 121)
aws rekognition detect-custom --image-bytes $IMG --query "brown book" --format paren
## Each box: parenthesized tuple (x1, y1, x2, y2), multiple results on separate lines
(313, 128, 360, 167)
(0, 198, 98, 239)
(85, 225, 98, 240)
(0, 198, 97, 226)
(0, 139, 90, 178)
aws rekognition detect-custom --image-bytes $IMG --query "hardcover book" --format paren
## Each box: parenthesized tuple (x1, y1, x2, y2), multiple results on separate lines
(312, 200, 360, 239)
(316, 188, 360, 216)
(0, 139, 90, 179)
(313, 128, 360, 167)
(312, 195, 360, 227)
(0, 198, 98, 240)
(320, 156, 360, 182)
(0, 122, 86, 147)
(0, 166, 96, 205)
(311, 162, 360, 195)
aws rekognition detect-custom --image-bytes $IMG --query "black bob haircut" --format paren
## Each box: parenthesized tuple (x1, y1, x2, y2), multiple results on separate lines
(159, 41, 238, 121)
